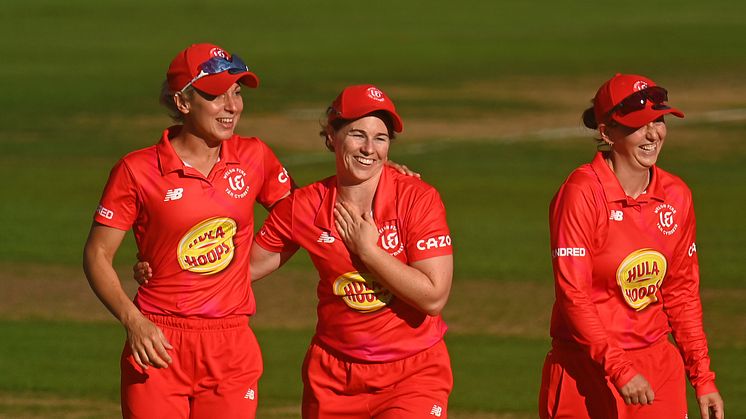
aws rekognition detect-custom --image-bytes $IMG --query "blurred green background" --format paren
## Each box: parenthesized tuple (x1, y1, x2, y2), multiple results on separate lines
(1, 0, 745, 417)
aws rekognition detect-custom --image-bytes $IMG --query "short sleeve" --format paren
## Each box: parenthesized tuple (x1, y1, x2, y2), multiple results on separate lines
(93, 159, 139, 231)
(405, 187, 452, 262)
(256, 141, 292, 209)
(255, 193, 296, 252)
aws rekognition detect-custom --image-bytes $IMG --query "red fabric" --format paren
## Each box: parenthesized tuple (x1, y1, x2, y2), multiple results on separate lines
(547, 152, 717, 396)
(121, 315, 262, 419)
(539, 338, 687, 419)
(256, 165, 451, 362)
(302, 339, 452, 419)
(94, 126, 291, 317)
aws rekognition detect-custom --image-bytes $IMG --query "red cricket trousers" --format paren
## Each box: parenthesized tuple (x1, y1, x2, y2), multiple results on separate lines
(539, 337, 687, 419)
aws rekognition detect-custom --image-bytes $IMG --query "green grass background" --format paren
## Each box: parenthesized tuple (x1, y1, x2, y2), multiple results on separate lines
(2, 0, 745, 417)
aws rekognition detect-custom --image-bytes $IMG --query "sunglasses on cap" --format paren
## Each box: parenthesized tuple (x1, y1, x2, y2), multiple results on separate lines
(178, 54, 250, 94)
(607, 86, 670, 118)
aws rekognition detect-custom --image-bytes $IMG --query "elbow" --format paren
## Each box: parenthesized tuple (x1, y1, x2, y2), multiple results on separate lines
(421, 297, 448, 317)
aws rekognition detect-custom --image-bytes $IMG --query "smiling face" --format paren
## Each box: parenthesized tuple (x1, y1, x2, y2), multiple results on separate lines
(178, 83, 244, 143)
(328, 115, 391, 186)
(600, 117, 667, 171)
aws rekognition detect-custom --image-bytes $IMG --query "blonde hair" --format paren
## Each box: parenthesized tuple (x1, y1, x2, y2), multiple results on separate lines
(159, 80, 195, 123)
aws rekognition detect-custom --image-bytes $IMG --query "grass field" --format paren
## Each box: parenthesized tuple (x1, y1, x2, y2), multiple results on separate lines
(2, 1, 746, 417)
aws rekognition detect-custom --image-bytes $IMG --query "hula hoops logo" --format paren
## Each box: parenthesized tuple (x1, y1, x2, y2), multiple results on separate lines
(333, 271, 392, 312)
(616, 249, 667, 311)
(177, 217, 237, 274)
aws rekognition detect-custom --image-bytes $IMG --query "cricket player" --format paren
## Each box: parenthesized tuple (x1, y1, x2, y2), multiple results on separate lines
(250, 84, 454, 418)
(83, 43, 291, 418)
(538, 74, 724, 419)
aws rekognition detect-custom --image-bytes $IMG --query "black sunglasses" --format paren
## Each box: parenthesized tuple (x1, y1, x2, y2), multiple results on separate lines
(608, 86, 670, 117)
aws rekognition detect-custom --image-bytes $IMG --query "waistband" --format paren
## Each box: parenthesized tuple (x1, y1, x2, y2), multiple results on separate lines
(311, 335, 445, 365)
(144, 314, 249, 331)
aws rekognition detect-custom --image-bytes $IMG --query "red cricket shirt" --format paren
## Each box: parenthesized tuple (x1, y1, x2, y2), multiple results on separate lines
(93, 126, 291, 318)
(549, 152, 718, 396)
(255, 166, 452, 362)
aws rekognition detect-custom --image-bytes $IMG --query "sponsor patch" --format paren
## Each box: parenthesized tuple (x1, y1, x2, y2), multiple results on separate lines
(96, 205, 114, 220)
(416, 235, 452, 251)
(177, 217, 236, 274)
(616, 249, 667, 311)
(333, 271, 392, 312)
(278, 167, 289, 184)
(552, 247, 586, 257)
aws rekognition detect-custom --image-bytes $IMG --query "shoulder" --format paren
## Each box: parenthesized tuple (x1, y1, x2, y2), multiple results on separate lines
(563, 163, 599, 189)
(655, 166, 693, 198)
(386, 166, 441, 199)
(551, 163, 604, 214)
(554, 163, 601, 200)
(230, 135, 273, 154)
(290, 175, 335, 203)
(118, 145, 158, 171)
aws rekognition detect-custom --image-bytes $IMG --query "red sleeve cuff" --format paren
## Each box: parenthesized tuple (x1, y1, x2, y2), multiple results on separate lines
(611, 368, 639, 391)
(695, 382, 719, 398)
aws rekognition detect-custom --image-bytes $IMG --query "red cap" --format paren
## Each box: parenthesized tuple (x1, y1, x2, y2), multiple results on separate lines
(593, 73, 684, 128)
(328, 84, 403, 133)
(166, 43, 259, 95)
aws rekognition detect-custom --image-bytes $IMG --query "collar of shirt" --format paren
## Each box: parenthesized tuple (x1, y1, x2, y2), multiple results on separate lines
(156, 125, 241, 176)
(590, 151, 666, 206)
(314, 165, 398, 232)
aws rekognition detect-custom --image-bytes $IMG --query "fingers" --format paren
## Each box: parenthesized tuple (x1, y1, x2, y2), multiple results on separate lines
(698, 393, 725, 419)
(127, 319, 173, 370)
(619, 374, 653, 406)
(132, 261, 152, 285)
(700, 403, 710, 419)
(131, 339, 172, 369)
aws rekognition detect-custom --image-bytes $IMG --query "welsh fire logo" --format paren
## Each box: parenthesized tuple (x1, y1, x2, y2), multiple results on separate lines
(616, 248, 667, 311)
(177, 217, 237, 274)
(333, 271, 392, 312)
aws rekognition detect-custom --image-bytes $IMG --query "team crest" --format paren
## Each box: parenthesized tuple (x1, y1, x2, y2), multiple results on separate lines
(224, 167, 250, 199)
(378, 223, 404, 256)
(654, 203, 678, 236)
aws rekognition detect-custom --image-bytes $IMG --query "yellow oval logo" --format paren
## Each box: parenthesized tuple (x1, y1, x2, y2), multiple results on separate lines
(177, 217, 236, 274)
(616, 249, 667, 311)
(333, 271, 392, 313)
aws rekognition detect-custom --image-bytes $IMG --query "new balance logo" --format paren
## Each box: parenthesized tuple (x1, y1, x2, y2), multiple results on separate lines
(430, 404, 443, 417)
(164, 188, 184, 202)
(609, 210, 624, 221)
(244, 388, 255, 400)
(317, 231, 335, 244)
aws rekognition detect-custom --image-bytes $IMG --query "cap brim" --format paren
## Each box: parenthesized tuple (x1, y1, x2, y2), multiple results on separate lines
(335, 109, 404, 133)
(192, 71, 259, 96)
(613, 105, 684, 128)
